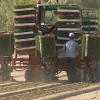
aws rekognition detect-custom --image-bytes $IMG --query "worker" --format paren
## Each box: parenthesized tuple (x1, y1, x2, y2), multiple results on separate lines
(57, 32, 80, 83)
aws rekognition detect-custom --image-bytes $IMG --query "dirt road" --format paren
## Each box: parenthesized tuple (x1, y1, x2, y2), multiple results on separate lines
(63, 90, 100, 100)
(11, 69, 68, 83)
(11, 70, 100, 100)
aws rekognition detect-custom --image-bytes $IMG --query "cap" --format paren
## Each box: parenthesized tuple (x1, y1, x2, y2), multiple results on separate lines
(69, 32, 74, 37)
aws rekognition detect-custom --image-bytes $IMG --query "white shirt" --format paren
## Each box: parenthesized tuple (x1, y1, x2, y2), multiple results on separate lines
(58, 40, 80, 58)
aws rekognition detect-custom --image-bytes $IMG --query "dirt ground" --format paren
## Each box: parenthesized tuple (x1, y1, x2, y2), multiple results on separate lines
(11, 70, 100, 100)
(11, 54, 100, 100)
(63, 90, 100, 100)
(11, 69, 68, 83)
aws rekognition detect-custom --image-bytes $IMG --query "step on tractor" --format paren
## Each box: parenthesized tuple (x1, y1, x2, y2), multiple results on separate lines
(0, 2, 99, 83)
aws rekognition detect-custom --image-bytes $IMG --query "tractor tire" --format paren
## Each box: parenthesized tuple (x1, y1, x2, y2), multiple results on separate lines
(95, 66, 100, 82)
(49, 67, 56, 82)
(25, 69, 33, 82)
(84, 67, 91, 82)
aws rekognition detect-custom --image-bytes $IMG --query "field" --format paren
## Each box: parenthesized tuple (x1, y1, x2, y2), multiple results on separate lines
(0, 70, 98, 100)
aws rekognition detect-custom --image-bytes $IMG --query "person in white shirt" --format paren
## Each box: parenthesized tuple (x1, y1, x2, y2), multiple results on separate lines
(57, 32, 80, 83)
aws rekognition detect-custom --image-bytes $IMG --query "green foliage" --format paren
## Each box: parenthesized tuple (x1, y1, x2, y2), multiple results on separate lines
(58, 14, 81, 19)
(35, 35, 40, 57)
(12, 28, 38, 33)
(13, 3, 38, 50)
(81, 34, 86, 58)
(40, 35, 56, 57)
(15, 34, 34, 39)
(35, 35, 56, 57)
(0, 0, 37, 31)
(87, 36, 100, 57)
(94, 8, 100, 33)
(83, 28, 97, 31)
(81, 0, 100, 8)
(42, 0, 48, 3)
(58, 6, 81, 11)
(56, 23, 81, 28)
(11, 33, 15, 54)
(14, 19, 37, 24)
(0, 33, 14, 56)
(82, 35, 100, 57)
(82, 22, 98, 25)
(14, 4, 36, 9)
(14, 10, 37, 16)
(16, 42, 35, 48)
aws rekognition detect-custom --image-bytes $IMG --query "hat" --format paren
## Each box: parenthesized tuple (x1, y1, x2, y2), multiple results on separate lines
(69, 32, 74, 37)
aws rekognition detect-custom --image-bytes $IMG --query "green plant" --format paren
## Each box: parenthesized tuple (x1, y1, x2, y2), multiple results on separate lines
(58, 14, 81, 19)
(56, 23, 81, 28)
(87, 36, 100, 57)
(12, 28, 38, 33)
(0, 33, 14, 56)
(14, 19, 37, 24)
(57, 6, 81, 11)
(40, 35, 56, 57)
(82, 35, 100, 57)
(14, 4, 36, 9)
(16, 42, 35, 48)
(14, 10, 37, 16)
(81, 34, 86, 58)
(15, 34, 35, 39)
(35, 35, 40, 57)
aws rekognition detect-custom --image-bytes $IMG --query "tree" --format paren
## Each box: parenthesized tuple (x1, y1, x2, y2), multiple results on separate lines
(0, 0, 37, 31)
(82, 0, 100, 8)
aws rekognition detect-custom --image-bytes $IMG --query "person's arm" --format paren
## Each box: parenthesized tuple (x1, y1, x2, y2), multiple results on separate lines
(57, 43, 66, 53)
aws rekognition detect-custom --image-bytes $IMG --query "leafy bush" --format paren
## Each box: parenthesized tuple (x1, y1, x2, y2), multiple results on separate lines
(82, 28, 97, 31)
(82, 22, 98, 26)
(16, 42, 35, 48)
(87, 36, 100, 57)
(58, 14, 81, 19)
(56, 23, 81, 28)
(0, 33, 14, 56)
(81, 34, 86, 58)
(57, 6, 81, 11)
(15, 34, 35, 39)
(14, 10, 37, 16)
(15, 19, 37, 24)
(40, 35, 56, 57)
(82, 35, 100, 57)
(12, 28, 38, 33)
(14, 4, 36, 9)
(35, 35, 40, 57)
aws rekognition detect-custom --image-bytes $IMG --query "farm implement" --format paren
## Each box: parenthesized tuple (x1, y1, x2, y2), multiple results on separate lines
(0, 1, 99, 83)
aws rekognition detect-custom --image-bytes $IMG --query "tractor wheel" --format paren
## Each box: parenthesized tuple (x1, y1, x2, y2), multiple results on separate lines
(49, 67, 56, 82)
(0, 73, 4, 81)
(41, 65, 57, 82)
(25, 69, 33, 82)
(84, 67, 91, 82)
(95, 66, 100, 82)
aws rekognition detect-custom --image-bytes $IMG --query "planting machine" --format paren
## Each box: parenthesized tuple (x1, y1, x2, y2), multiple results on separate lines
(0, 1, 99, 82)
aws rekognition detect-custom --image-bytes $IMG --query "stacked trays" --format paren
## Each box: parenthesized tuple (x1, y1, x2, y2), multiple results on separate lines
(82, 12, 98, 34)
(13, 5, 38, 55)
(55, 6, 82, 55)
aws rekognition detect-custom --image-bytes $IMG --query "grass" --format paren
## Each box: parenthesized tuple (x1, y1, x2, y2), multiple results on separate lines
(0, 82, 96, 100)
(0, 81, 45, 92)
